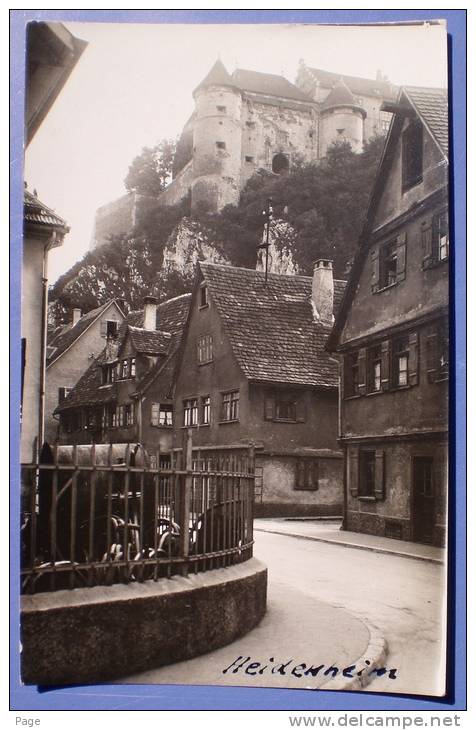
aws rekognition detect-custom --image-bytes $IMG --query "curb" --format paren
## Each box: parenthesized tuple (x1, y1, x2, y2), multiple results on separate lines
(254, 527, 445, 565)
(321, 618, 388, 692)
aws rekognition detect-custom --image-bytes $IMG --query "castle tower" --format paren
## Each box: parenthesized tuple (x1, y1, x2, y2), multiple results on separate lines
(318, 78, 366, 156)
(191, 60, 243, 213)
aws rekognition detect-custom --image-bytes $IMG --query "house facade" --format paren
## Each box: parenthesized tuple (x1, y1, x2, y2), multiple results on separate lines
(55, 294, 191, 459)
(173, 261, 346, 516)
(45, 300, 126, 443)
(327, 86, 449, 546)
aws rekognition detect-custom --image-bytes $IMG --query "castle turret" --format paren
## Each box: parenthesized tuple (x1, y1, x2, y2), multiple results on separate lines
(319, 78, 366, 156)
(191, 60, 243, 213)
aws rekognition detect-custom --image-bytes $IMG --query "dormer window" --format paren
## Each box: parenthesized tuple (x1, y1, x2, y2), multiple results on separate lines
(402, 119, 423, 190)
(105, 320, 118, 338)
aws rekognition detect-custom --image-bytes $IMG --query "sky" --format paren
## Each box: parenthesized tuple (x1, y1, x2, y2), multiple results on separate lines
(23, 20, 448, 284)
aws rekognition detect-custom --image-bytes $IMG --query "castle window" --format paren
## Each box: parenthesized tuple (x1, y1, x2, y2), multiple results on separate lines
(402, 119, 423, 190)
(272, 153, 289, 175)
(245, 155, 254, 163)
(246, 121, 255, 128)
(216, 105, 226, 113)
(216, 141, 226, 150)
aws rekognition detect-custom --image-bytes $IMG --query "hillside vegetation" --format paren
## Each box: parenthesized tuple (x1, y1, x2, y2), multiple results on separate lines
(49, 137, 384, 326)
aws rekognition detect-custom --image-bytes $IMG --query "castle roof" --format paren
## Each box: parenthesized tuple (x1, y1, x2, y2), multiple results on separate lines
(321, 78, 366, 115)
(193, 59, 238, 95)
(199, 263, 346, 389)
(232, 68, 311, 103)
(306, 66, 397, 102)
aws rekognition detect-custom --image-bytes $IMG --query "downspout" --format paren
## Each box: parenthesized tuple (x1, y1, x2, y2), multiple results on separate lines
(38, 232, 56, 457)
(331, 354, 346, 530)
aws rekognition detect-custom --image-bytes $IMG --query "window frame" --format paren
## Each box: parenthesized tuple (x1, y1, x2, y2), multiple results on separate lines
(402, 118, 423, 191)
(392, 335, 410, 388)
(221, 390, 239, 423)
(183, 398, 198, 427)
(294, 458, 319, 491)
(367, 345, 383, 394)
(197, 334, 213, 365)
(202, 395, 211, 425)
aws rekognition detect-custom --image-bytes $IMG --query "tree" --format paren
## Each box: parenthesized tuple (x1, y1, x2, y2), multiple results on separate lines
(124, 139, 177, 196)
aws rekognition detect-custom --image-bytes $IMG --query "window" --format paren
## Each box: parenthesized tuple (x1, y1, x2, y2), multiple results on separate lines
(216, 105, 226, 113)
(118, 405, 125, 428)
(368, 345, 382, 393)
(295, 459, 319, 491)
(422, 210, 449, 267)
(100, 319, 118, 338)
(121, 359, 129, 379)
(202, 396, 211, 425)
(264, 390, 305, 422)
(151, 403, 173, 427)
(245, 155, 254, 163)
(392, 336, 409, 387)
(216, 141, 226, 150)
(426, 320, 449, 382)
(197, 334, 213, 364)
(402, 119, 423, 190)
(221, 391, 239, 422)
(246, 121, 255, 128)
(344, 350, 367, 397)
(380, 117, 391, 133)
(58, 386, 72, 404)
(183, 398, 198, 427)
(371, 233, 406, 292)
(130, 357, 136, 377)
(125, 403, 134, 426)
(199, 284, 208, 308)
(359, 451, 376, 497)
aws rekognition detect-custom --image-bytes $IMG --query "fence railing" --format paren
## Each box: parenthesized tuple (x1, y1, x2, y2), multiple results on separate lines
(20, 435, 255, 594)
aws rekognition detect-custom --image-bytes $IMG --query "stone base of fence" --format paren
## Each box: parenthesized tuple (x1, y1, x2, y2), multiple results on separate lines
(21, 557, 267, 686)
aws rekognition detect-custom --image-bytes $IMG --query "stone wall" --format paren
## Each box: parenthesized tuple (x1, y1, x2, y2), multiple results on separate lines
(21, 558, 267, 685)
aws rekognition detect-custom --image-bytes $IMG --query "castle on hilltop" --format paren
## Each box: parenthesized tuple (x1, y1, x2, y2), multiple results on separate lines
(91, 59, 397, 249)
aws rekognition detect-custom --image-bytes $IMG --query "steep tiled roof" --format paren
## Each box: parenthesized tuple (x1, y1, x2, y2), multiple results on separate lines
(307, 67, 397, 101)
(128, 326, 171, 354)
(55, 353, 117, 412)
(47, 300, 122, 366)
(403, 86, 448, 157)
(56, 293, 192, 411)
(24, 189, 68, 230)
(201, 263, 346, 388)
(233, 68, 311, 103)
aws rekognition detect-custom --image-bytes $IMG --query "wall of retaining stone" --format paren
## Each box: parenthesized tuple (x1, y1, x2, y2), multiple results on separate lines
(21, 558, 267, 686)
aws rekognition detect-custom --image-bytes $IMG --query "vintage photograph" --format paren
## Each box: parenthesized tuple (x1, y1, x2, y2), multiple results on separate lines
(18, 18, 449, 698)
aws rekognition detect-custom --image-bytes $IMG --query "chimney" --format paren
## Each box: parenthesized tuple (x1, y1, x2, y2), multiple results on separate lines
(312, 259, 334, 326)
(143, 296, 158, 331)
(72, 308, 82, 326)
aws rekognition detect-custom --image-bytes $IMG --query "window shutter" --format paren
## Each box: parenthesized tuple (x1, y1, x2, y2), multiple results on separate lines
(426, 326, 438, 383)
(264, 394, 275, 421)
(100, 320, 107, 337)
(374, 450, 385, 500)
(349, 447, 359, 497)
(421, 219, 433, 267)
(380, 340, 390, 391)
(395, 232, 407, 282)
(357, 348, 367, 395)
(408, 332, 419, 386)
(370, 249, 380, 292)
(296, 394, 306, 423)
(58, 387, 66, 403)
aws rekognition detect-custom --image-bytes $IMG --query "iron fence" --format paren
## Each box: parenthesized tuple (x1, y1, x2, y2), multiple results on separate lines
(20, 436, 255, 594)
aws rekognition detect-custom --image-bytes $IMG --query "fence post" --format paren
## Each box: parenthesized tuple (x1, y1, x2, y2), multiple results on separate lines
(247, 443, 255, 546)
(178, 429, 193, 577)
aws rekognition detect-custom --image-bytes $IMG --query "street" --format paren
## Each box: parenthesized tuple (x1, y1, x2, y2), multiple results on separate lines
(120, 529, 446, 696)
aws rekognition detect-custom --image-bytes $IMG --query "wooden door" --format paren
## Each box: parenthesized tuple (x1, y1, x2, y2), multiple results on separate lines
(412, 457, 435, 544)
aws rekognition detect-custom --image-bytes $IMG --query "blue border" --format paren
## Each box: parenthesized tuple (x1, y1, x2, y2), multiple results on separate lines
(10, 8, 466, 712)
